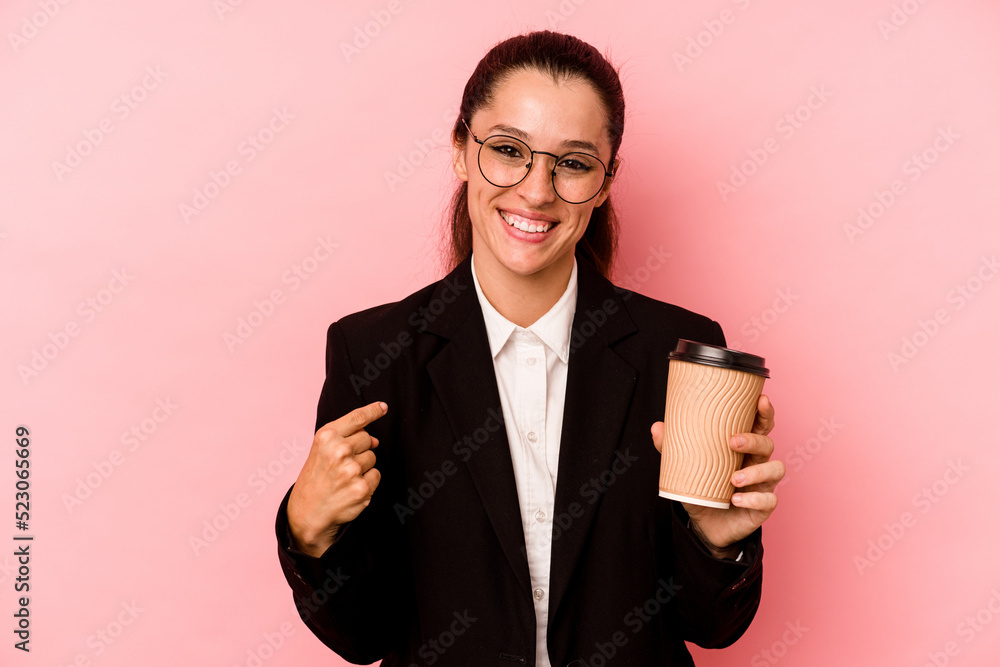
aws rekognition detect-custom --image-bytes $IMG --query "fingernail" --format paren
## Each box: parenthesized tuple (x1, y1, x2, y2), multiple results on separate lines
(732, 493, 742, 505)
(734, 472, 745, 485)
(733, 436, 746, 448)
(379, 402, 388, 411)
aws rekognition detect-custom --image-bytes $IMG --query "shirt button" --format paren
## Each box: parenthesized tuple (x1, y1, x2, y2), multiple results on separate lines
(533, 588, 545, 601)
(527, 431, 538, 442)
(535, 510, 546, 522)
(526, 357, 537, 366)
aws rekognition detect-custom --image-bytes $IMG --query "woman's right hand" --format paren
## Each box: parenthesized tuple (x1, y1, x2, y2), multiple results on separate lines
(286, 401, 388, 558)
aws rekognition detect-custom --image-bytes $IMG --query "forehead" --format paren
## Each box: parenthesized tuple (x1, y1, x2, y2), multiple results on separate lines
(473, 68, 611, 157)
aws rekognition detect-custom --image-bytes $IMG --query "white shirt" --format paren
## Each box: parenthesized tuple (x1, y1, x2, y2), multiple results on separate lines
(470, 252, 577, 667)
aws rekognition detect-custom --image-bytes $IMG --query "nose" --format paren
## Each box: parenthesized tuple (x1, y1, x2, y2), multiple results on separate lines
(513, 152, 558, 206)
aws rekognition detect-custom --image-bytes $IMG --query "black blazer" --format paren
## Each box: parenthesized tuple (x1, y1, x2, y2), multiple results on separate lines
(275, 252, 763, 666)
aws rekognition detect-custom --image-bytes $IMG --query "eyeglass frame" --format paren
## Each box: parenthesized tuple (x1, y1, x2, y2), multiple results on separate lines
(461, 118, 615, 205)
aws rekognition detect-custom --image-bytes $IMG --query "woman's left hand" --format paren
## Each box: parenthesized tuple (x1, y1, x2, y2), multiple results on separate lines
(650, 394, 783, 558)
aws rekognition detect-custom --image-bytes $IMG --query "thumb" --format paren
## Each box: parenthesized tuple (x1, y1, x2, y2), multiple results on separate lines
(650, 421, 665, 454)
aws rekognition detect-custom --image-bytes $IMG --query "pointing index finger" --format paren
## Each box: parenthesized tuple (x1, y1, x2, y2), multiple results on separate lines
(338, 401, 388, 436)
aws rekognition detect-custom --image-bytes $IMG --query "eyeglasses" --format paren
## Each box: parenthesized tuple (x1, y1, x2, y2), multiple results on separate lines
(462, 118, 614, 204)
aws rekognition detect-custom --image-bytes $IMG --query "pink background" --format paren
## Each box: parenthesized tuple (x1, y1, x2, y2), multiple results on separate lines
(3, 0, 999, 665)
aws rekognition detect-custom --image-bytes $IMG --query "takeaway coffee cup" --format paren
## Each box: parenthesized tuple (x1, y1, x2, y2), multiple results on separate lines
(658, 340, 770, 509)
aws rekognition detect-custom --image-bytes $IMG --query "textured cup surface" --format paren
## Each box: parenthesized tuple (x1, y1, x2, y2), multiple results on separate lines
(659, 359, 766, 508)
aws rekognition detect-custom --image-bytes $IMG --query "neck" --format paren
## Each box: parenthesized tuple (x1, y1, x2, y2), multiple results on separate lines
(472, 251, 573, 328)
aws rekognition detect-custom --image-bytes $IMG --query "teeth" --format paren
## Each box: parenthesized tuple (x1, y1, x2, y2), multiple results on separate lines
(500, 210, 552, 233)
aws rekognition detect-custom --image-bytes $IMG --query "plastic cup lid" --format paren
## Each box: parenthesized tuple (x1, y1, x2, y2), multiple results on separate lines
(668, 339, 770, 378)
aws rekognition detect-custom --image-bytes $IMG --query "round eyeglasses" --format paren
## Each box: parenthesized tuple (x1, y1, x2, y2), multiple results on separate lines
(462, 119, 614, 205)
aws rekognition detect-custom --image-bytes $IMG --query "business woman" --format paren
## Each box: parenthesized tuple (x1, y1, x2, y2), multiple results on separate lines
(276, 30, 783, 666)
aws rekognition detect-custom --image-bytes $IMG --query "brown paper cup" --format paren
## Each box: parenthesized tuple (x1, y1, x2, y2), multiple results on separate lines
(658, 340, 769, 509)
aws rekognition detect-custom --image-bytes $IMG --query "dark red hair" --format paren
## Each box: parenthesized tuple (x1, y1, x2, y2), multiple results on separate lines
(446, 31, 625, 278)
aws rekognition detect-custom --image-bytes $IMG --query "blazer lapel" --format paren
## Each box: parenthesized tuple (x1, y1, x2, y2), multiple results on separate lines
(548, 256, 638, 617)
(423, 256, 532, 593)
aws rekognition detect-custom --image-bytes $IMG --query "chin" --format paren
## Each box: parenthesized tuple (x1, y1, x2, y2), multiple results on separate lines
(499, 248, 564, 277)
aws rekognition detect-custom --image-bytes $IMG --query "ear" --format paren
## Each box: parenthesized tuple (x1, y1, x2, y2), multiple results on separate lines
(592, 157, 619, 208)
(452, 136, 469, 183)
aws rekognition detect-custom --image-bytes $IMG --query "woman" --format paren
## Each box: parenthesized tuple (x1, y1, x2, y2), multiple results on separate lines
(276, 30, 783, 666)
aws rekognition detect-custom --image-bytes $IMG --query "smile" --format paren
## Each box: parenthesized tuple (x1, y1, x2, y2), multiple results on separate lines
(499, 210, 555, 234)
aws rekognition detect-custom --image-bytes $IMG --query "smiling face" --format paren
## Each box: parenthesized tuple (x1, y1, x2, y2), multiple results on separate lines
(452, 67, 614, 286)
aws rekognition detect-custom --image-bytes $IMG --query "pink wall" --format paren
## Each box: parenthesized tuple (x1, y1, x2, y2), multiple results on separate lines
(4, 1, 999, 665)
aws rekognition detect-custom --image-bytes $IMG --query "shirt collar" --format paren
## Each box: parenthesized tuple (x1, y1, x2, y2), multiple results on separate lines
(470, 252, 577, 364)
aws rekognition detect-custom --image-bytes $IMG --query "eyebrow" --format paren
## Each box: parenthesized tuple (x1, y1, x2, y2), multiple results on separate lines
(486, 123, 601, 155)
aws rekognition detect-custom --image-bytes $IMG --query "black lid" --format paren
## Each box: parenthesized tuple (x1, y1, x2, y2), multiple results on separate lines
(669, 339, 770, 378)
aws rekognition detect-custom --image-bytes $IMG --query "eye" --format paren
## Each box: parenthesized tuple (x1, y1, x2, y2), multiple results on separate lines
(558, 156, 595, 172)
(489, 143, 525, 160)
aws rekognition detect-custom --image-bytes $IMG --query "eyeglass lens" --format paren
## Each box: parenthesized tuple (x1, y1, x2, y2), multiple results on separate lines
(478, 135, 606, 204)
